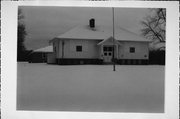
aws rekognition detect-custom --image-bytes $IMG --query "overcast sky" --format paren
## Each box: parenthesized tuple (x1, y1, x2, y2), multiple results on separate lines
(20, 6, 151, 50)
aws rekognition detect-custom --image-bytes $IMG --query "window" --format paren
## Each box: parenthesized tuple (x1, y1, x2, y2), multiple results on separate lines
(103, 47, 108, 51)
(76, 46, 82, 52)
(54, 46, 56, 53)
(103, 46, 113, 51)
(130, 47, 135, 53)
(108, 47, 113, 51)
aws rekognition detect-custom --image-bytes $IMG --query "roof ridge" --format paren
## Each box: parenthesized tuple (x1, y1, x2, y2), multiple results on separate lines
(55, 25, 150, 42)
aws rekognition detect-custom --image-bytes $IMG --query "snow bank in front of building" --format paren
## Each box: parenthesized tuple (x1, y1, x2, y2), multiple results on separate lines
(17, 63, 164, 113)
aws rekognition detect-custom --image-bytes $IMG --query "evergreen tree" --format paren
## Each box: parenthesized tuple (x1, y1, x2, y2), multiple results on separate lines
(17, 8, 27, 61)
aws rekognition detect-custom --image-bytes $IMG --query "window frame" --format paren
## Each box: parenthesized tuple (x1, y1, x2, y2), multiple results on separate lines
(129, 47, 135, 53)
(76, 45, 82, 52)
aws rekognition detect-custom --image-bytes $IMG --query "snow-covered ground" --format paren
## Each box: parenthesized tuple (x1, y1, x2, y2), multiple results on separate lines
(17, 63, 165, 113)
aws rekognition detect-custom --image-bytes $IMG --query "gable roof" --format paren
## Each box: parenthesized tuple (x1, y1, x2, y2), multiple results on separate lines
(33, 46, 53, 53)
(97, 36, 122, 45)
(56, 25, 109, 40)
(55, 25, 151, 42)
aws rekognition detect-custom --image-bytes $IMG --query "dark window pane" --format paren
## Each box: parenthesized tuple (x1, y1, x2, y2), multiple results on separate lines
(76, 46, 82, 52)
(104, 52, 107, 56)
(130, 47, 135, 53)
(54, 46, 56, 52)
(108, 47, 113, 51)
(109, 46, 114, 51)
(103, 47, 107, 51)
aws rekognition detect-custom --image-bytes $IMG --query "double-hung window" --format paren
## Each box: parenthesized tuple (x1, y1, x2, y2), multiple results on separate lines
(76, 46, 82, 52)
(130, 47, 135, 53)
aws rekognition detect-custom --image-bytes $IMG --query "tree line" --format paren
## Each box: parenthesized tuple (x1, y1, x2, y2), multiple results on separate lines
(17, 9, 32, 61)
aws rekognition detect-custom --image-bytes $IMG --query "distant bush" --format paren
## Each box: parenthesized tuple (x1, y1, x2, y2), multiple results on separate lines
(149, 50, 165, 65)
(17, 50, 32, 62)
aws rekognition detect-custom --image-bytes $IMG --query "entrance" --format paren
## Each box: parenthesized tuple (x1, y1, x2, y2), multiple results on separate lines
(103, 46, 113, 63)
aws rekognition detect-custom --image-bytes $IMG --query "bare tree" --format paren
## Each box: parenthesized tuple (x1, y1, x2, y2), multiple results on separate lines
(141, 8, 166, 42)
(141, 8, 166, 65)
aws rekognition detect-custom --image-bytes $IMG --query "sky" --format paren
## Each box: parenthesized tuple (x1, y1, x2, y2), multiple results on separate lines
(20, 6, 151, 50)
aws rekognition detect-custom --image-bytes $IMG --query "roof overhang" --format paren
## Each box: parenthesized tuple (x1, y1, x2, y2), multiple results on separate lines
(97, 36, 122, 46)
(33, 46, 53, 53)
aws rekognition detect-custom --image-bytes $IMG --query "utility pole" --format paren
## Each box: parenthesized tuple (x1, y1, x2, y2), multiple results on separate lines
(112, 7, 116, 71)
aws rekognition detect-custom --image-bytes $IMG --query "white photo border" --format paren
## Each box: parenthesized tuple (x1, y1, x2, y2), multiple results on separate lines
(1, 1, 179, 119)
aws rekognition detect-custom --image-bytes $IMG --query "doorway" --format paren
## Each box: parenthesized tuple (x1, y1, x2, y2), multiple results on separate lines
(103, 46, 113, 63)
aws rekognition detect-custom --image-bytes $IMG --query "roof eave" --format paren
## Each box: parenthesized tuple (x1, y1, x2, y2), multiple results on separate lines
(54, 37, 104, 41)
(118, 40, 152, 42)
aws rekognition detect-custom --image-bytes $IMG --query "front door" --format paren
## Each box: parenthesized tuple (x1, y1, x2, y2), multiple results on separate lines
(103, 46, 113, 63)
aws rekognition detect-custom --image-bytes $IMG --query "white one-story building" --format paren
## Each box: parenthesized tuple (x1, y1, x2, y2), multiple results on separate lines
(29, 45, 54, 63)
(49, 19, 151, 65)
